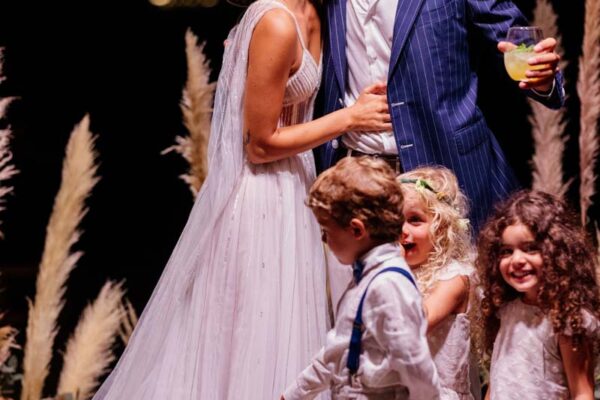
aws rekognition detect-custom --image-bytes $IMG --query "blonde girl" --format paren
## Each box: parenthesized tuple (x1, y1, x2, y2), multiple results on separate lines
(398, 166, 477, 400)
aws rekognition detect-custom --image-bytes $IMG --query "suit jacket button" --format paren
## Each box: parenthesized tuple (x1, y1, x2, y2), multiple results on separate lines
(332, 139, 339, 149)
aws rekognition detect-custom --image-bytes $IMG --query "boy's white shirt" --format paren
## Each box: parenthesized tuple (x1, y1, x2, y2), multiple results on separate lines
(283, 242, 442, 399)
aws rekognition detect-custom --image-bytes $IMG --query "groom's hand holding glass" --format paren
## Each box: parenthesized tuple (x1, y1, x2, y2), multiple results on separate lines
(497, 26, 560, 93)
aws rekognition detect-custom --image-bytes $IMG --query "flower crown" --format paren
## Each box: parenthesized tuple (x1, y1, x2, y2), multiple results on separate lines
(399, 178, 452, 204)
(399, 178, 470, 230)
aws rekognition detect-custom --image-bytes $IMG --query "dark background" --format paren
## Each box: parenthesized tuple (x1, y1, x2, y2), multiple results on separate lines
(0, 0, 594, 395)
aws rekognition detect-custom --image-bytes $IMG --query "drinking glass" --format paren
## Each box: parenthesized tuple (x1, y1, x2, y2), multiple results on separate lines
(503, 26, 543, 81)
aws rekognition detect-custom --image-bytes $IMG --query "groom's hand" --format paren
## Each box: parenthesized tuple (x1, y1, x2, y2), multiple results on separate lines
(498, 37, 560, 92)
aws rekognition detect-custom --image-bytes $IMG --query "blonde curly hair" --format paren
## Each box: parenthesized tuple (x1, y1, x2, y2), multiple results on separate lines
(397, 166, 474, 293)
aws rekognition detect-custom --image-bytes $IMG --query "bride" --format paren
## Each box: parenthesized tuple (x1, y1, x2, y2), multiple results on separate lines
(92, 0, 390, 398)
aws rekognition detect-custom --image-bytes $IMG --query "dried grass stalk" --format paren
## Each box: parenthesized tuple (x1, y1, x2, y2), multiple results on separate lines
(21, 115, 99, 400)
(529, 102, 570, 197)
(596, 227, 600, 280)
(578, 0, 600, 226)
(117, 299, 138, 346)
(0, 48, 18, 238)
(529, 0, 571, 198)
(162, 29, 216, 196)
(0, 325, 19, 366)
(0, 48, 6, 85)
(0, 98, 12, 120)
(532, 0, 567, 68)
(0, 131, 18, 239)
(0, 48, 17, 122)
(57, 282, 125, 400)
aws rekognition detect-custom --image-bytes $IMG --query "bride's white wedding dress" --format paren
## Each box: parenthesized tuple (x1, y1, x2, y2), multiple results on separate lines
(93, 1, 329, 398)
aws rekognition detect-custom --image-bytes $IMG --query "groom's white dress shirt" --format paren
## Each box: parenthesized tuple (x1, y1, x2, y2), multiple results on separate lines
(342, 0, 399, 155)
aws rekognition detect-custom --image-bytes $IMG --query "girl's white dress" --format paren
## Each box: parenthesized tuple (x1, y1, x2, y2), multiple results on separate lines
(426, 261, 477, 400)
(490, 299, 599, 400)
(93, 1, 329, 399)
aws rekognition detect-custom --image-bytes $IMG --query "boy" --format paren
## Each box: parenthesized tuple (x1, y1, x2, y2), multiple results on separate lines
(283, 156, 441, 399)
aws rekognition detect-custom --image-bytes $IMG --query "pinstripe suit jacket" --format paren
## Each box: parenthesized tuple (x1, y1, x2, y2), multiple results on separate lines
(319, 0, 564, 230)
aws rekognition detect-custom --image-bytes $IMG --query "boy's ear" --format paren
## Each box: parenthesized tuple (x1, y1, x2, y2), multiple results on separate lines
(349, 218, 367, 239)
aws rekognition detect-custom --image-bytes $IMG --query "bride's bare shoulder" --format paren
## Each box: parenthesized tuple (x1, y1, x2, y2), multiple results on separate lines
(253, 7, 297, 41)
(248, 7, 298, 70)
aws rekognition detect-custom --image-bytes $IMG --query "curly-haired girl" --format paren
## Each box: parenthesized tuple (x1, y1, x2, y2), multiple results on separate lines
(398, 166, 477, 399)
(477, 190, 600, 400)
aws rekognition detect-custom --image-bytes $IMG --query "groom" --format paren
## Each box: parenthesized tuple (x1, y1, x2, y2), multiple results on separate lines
(319, 0, 563, 231)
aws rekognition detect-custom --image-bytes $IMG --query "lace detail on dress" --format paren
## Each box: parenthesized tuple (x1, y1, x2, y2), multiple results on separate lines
(283, 51, 321, 106)
(279, 50, 320, 128)
(490, 299, 570, 400)
(436, 260, 475, 282)
(427, 260, 475, 399)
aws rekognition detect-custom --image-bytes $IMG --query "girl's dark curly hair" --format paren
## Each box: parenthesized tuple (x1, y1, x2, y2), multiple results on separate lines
(476, 190, 600, 355)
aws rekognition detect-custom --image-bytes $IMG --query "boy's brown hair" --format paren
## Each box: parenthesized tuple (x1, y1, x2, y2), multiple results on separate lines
(307, 156, 404, 243)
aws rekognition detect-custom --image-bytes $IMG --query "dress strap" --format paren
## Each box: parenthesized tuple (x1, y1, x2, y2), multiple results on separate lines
(436, 260, 475, 282)
(275, 1, 308, 51)
(347, 267, 417, 375)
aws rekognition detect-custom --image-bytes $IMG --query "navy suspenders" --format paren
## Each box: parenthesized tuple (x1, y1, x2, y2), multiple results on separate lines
(346, 267, 417, 375)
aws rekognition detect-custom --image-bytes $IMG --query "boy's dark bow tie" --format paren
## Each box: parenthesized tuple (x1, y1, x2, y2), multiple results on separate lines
(352, 260, 365, 284)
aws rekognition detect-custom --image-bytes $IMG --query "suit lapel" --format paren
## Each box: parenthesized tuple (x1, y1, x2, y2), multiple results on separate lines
(389, 0, 425, 79)
(327, 0, 347, 94)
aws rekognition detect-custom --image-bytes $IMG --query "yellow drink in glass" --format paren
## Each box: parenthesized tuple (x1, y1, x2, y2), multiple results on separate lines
(504, 26, 543, 82)
(504, 49, 535, 81)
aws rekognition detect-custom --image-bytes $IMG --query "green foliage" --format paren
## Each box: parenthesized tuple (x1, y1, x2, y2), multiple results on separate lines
(512, 43, 535, 52)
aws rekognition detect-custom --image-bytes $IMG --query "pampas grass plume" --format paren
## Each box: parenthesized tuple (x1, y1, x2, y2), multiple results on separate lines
(163, 29, 216, 196)
(56, 282, 125, 400)
(118, 299, 138, 346)
(0, 47, 18, 238)
(596, 227, 600, 280)
(578, 0, 600, 226)
(0, 324, 19, 367)
(0, 131, 18, 229)
(20, 115, 99, 400)
(529, 0, 570, 198)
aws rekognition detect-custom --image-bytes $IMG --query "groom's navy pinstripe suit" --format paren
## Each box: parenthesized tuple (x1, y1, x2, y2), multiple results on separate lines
(318, 0, 564, 230)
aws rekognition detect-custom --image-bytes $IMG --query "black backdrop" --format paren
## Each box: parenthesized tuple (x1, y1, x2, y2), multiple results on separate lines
(0, 0, 593, 394)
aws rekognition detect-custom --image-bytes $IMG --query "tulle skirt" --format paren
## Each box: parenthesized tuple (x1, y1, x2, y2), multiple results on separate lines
(93, 151, 329, 399)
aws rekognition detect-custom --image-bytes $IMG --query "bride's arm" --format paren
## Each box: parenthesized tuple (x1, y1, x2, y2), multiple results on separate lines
(243, 9, 391, 164)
